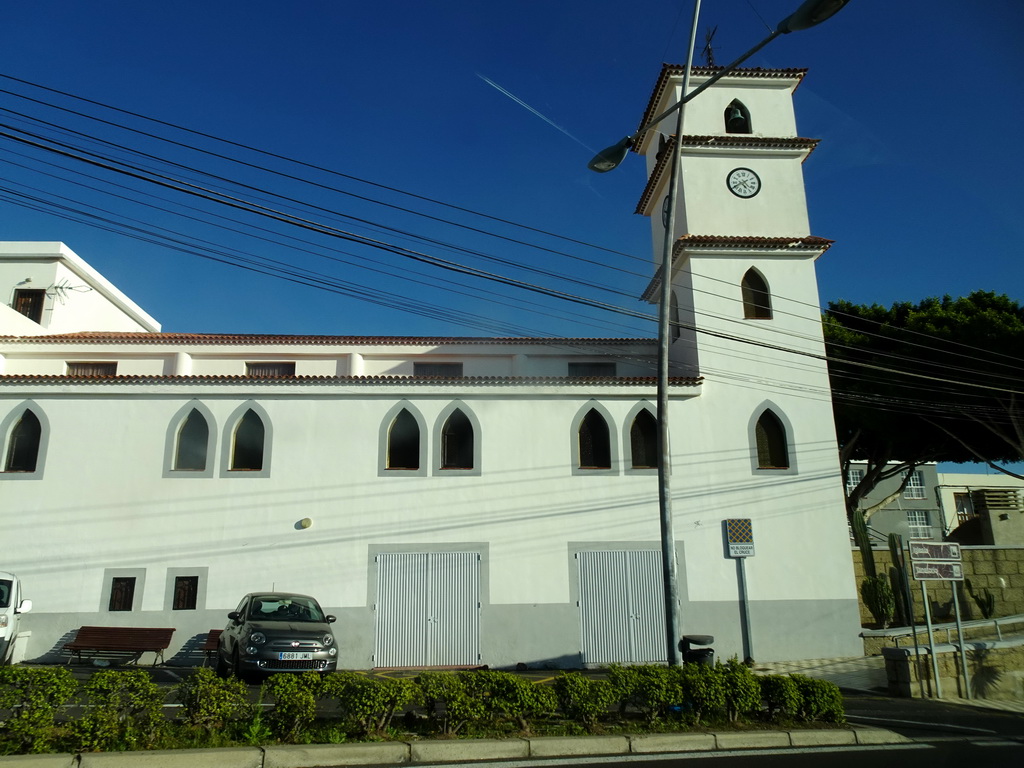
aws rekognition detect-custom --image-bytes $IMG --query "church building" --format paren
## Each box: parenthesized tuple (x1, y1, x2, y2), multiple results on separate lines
(0, 65, 862, 668)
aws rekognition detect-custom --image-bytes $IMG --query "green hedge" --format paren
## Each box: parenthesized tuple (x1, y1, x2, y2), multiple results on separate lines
(0, 662, 846, 755)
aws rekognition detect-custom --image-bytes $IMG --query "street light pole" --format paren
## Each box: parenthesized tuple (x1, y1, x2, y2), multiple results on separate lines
(588, 0, 851, 666)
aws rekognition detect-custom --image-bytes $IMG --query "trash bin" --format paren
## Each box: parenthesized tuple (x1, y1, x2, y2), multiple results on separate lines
(680, 634, 714, 666)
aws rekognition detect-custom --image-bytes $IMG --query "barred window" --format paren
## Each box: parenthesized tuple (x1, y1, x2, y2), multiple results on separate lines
(173, 576, 199, 611)
(245, 362, 295, 377)
(579, 409, 611, 469)
(67, 362, 117, 376)
(13, 289, 45, 323)
(755, 410, 788, 469)
(903, 470, 926, 500)
(108, 577, 136, 612)
(413, 362, 463, 377)
(630, 409, 658, 469)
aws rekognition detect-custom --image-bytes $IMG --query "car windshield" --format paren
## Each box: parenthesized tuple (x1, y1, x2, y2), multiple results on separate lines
(247, 595, 325, 623)
(0, 579, 11, 608)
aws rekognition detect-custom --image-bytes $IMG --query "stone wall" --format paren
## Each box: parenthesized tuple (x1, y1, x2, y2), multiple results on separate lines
(852, 546, 1024, 626)
(883, 641, 1024, 701)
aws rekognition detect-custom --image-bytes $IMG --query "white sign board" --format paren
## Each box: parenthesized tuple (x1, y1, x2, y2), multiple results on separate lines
(909, 542, 961, 562)
(725, 519, 754, 558)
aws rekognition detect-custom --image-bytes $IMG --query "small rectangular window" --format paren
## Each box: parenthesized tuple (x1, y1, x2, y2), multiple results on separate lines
(245, 362, 295, 377)
(845, 468, 864, 495)
(108, 577, 136, 611)
(172, 576, 199, 610)
(67, 362, 117, 376)
(903, 470, 926, 499)
(906, 510, 931, 539)
(568, 362, 616, 377)
(413, 362, 463, 377)
(13, 289, 46, 323)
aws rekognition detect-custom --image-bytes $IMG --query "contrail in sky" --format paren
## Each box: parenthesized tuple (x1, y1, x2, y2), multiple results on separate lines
(477, 73, 595, 153)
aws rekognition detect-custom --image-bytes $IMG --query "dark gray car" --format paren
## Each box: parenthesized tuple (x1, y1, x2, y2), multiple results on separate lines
(216, 592, 337, 679)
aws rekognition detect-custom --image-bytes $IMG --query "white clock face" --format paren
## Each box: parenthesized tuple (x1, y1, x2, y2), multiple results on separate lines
(727, 168, 760, 198)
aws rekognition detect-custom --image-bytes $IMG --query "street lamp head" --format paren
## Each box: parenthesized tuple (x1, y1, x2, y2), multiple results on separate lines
(776, 0, 851, 34)
(587, 136, 635, 173)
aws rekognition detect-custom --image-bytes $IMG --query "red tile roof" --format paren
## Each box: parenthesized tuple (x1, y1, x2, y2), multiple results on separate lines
(0, 374, 702, 387)
(640, 235, 833, 301)
(636, 65, 807, 144)
(0, 332, 656, 347)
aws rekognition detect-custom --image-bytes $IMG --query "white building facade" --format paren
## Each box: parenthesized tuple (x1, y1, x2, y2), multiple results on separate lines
(0, 66, 862, 668)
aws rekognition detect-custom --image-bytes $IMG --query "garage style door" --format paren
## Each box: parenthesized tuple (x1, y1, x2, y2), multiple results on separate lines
(373, 552, 481, 668)
(577, 550, 666, 665)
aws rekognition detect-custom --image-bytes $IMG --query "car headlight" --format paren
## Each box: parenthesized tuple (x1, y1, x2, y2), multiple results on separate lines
(249, 632, 266, 645)
(0, 615, 8, 628)
(323, 634, 334, 646)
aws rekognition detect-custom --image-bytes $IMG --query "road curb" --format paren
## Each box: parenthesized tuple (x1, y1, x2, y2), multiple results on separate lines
(0, 727, 915, 766)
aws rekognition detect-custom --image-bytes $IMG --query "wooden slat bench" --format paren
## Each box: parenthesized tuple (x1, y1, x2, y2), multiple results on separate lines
(64, 626, 176, 666)
(201, 629, 223, 666)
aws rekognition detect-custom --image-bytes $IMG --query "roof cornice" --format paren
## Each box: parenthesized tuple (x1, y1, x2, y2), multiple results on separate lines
(635, 135, 820, 215)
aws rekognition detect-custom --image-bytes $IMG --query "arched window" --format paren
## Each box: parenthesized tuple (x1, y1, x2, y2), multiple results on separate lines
(231, 409, 265, 471)
(741, 269, 772, 319)
(388, 408, 420, 470)
(174, 408, 209, 471)
(724, 99, 752, 134)
(441, 408, 474, 469)
(755, 410, 789, 469)
(4, 409, 41, 472)
(630, 409, 658, 469)
(579, 408, 611, 469)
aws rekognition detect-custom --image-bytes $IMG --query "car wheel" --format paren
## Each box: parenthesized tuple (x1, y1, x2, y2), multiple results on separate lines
(214, 646, 230, 678)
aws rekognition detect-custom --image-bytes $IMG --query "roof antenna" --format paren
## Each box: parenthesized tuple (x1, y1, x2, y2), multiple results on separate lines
(701, 26, 718, 67)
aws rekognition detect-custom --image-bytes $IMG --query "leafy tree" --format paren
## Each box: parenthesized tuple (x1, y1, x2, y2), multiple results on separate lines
(824, 291, 1023, 523)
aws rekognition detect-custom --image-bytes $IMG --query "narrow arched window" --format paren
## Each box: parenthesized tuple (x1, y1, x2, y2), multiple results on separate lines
(741, 269, 772, 319)
(724, 99, 752, 134)
(4, 409, 41, 472)
(630, 409, 658, 469)
(231, 409, 265, 471)
(441, 409, 473, 469)
(174, 409, 209, 471)
(755, 410, 789, 469)
(579, 409, 611, 469)
(388, 409, 420, 470)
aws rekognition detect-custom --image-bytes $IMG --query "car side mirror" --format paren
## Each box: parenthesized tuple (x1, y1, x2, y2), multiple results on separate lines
(326, 615, 337, 624)
(16, 599, 32, 615)
(228, 611, 242, 623)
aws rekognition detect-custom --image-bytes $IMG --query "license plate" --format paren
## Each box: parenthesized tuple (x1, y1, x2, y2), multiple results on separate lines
(277, 652, 312, 661)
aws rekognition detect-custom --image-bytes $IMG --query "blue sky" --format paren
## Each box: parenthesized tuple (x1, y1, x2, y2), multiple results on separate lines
(1, 0, 1022, 340)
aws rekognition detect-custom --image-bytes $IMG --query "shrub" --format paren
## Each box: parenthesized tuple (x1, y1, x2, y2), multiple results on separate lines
(792, 675, 845, 724)
(607, 664, 676, 723)
(672, 663, 725, 725)
(718, 658, 760, 722)
(416, 672, 485, 735)
(70, 669, 167, 752)
(262, 672, 323, 742)
(463, 670, 556, 733)
(759, 674, 800, 720)
(174, 667, 251, 732)
(323, 672, 418, 736)
(552, 672, 616, 731)
(0, 665, 77, 755)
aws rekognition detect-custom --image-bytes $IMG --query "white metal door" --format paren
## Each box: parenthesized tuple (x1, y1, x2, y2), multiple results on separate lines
(577, 550, 666, 665)
(374, 552, 480, 667)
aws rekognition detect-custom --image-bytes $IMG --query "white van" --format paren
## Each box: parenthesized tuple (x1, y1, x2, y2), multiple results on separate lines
(0, 571, 32, 665)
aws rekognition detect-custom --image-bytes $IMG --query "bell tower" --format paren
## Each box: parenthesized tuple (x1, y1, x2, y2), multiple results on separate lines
(635, 65, 831, 382)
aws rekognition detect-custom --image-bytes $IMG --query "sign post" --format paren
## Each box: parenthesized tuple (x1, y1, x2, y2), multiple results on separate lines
(724, 519, 754, 662)
(909, 542, 967, 699)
